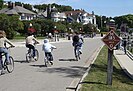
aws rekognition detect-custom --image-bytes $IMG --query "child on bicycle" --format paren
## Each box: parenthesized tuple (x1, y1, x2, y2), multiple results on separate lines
(25, 33, 39, 59)
(0, 30, 15, 64)
(42, 39, 56, 65)
(72, 32, 84, 54)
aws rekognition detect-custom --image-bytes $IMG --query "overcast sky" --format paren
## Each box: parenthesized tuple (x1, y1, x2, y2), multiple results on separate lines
(6, 0, 133, 17)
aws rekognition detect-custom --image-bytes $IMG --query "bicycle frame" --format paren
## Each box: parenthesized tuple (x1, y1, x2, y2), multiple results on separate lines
(74, 45, 81, 61)
(26, 45, 39, 62)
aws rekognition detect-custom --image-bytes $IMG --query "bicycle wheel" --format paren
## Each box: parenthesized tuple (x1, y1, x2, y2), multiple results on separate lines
(34, 49, 39, 61)
(26, 53, 32, 63)
(75, 48, 80, 61)
(6, 56, 14, 73)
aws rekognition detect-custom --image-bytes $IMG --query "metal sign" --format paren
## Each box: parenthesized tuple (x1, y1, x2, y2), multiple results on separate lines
(102, 30, 121, 50)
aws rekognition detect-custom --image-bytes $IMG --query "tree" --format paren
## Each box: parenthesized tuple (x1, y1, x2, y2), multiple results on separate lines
(114, 14, 133, 28)
(23, 3, 32, 11)
(54, 22, 67, 33)
(0, 0, 3, 9)
(0, 14, 24, 39)
(15, 2, 22, 6)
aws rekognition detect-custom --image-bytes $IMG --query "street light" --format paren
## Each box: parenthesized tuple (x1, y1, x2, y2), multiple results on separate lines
(101, 15, 102, 28)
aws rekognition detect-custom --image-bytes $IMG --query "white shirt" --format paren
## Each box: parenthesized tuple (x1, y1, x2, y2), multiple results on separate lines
(42, 43, 56, 52)
(26, 35, 38, 46)
(0, 37, 14, 47)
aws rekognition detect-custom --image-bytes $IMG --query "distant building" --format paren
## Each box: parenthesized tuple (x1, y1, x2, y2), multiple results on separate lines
(51, 6, 66, 22)
(0, 2, 36, 20)
(64, 10, 96, 25)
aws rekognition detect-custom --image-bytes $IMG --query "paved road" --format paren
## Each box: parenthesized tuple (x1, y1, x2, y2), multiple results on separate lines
(0, 37, 103, 91)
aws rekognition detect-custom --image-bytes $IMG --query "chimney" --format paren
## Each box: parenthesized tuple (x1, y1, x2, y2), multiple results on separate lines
(12, 3, 15, 8)
(8, 2, 15, 9)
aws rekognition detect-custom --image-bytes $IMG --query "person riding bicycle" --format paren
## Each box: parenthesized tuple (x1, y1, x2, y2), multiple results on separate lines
(72, 32, 84, 54)
(42, 39, 56, 65)
(0, 30, 15, 64)
(25, 33, 39, 59)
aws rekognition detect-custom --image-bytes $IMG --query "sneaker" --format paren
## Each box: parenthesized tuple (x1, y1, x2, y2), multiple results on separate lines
(79, 51, 82, 54)
(6, 61, 11, 65)
(34, 56, 37, 60)
(50, 61, 53, 65)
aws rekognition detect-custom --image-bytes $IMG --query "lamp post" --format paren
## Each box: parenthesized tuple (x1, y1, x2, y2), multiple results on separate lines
(101, 16, 103, 28)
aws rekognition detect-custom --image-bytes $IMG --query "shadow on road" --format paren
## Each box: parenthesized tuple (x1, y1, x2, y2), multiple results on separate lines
(30, 64, 46, 67)
(59, 58, 78, 61)
(14, 60, 28, 63)
(35, 66, 88, 78)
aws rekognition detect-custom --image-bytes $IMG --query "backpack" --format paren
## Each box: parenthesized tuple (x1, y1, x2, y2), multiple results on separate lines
(73, 35, 79, 42)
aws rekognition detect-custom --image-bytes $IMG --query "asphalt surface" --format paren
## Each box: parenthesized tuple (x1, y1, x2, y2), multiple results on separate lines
(0, 37, 103, 91)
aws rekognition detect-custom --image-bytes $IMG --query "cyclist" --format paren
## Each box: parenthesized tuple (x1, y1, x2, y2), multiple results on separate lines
(0, 30, 15, 64)
(42, 39, 56, 65)
(72, 32, 84, 54)
(25, 33, 39, 59)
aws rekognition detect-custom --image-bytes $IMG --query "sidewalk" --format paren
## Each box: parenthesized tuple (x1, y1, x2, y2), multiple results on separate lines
(114, 49, 133, 79)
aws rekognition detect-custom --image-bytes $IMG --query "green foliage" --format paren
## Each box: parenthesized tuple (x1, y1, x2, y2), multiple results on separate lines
(0, 14, 24, 39)
(114, 14, 133, 28)
(0, 0, 3, 9)
(0, 14, 9, 31)
(15, 2, 22, 6)
(83, 23, 97, 33)
(23, 3, 32, 11)
(34, 3, 73, 12)
(34, 4, 47, 11)
(55, 22, 67, 33)
(33, 23, 41, 36)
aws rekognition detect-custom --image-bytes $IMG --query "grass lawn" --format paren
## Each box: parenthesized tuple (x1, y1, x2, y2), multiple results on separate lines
(79, 46, 133, 91)
(13, 36, 45, 40)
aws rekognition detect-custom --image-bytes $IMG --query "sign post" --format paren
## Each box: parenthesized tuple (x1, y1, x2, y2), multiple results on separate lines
(102, 30, 121, 85)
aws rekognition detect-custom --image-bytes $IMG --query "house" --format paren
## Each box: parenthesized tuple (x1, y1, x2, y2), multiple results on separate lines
(64, 10, 96, 25)
(0, 2, 36, 20)
(51, 6, 66, 22)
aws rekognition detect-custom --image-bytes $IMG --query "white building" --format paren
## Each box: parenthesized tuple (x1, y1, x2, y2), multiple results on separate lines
(64, 10, 96, 25)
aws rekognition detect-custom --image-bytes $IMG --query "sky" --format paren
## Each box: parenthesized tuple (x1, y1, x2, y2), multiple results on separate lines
(5, 0, 133, 17)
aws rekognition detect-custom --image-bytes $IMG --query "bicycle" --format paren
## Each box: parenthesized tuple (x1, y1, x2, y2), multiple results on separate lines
(74, 45, 82, 61)
(26, 44, 39, 63)
(44, 48, 56, 67)
(0, 46, 15, 75)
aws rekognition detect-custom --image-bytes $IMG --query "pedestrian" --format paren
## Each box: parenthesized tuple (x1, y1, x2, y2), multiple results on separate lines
(123, 38, 127, 54)
(42, 39, 56, 65)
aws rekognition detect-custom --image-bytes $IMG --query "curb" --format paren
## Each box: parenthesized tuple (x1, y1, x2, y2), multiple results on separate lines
(66, 44, 104, 91)
(114, 50, 133, 80)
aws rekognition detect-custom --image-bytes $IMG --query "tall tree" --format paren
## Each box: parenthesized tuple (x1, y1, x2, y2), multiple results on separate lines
(0, 0, 3, 9)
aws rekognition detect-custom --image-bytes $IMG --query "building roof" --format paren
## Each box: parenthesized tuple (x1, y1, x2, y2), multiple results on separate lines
(13, 6, 36, 15)
(64, 10, 93, 17)
(5, 9, 18, 15)
(0, 6, 36, 15)
(0, 8, 9, 13)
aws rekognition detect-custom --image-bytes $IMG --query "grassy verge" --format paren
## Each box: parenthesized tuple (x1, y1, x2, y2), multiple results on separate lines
(13, 36, 45, 40)
(80, 46, 133, 91)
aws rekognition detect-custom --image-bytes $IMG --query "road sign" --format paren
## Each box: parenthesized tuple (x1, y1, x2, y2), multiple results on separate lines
(102, 30, 121, 50)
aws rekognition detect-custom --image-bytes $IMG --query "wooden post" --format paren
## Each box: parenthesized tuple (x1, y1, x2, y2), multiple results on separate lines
(107, 48, 113, 85)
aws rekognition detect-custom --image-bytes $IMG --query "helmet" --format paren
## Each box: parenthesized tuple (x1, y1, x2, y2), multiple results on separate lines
(44, 39, 49, 43)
